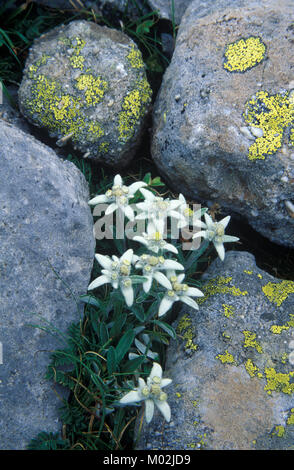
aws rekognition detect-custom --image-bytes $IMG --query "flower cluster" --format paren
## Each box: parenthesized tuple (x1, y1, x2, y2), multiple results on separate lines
(88, 174, 239, 423)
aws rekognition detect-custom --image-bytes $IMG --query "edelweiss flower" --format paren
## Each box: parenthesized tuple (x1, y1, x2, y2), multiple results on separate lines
(88, 174, 147, 221)
(133, 222, 178, 254)
(176, 194, 202, 229)
(87, 248, 136, 306)
(134, 253, 184, 293)
(136, 188, 184, 231)
(193, 213, 239, 261)
(158, 271, 204, 317)
(119, 362, 172, 423)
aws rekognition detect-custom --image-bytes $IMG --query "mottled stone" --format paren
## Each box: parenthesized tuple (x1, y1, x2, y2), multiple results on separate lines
(136, 251, 294, 450)
(18, 20, 152, 167)
(151, 0, 294, 247)
(0, 87, 30, 133)
(0, 120, 95, 449)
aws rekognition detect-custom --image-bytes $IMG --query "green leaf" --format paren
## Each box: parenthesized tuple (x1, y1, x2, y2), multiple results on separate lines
(136, 19, 154, 35)
(99, 322, 109, 345)
(130, 275, 148, 285)
(143, 172, 151, 184)
(131, 305, 145, 322)
(80, 294, 101, 308)
(116, 330, 135, 364)
(121, 356, 145, 373)
(110, 313, 127, 338)
(107, 346, 117, 375)
(152, 320, 177, 340)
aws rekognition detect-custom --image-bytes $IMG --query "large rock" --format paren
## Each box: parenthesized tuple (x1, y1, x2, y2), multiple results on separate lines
(18, 20, 152, 167)
(136, 251, 294, 450)
(151, 0, 294, 247)
(0, 120, 95, 449)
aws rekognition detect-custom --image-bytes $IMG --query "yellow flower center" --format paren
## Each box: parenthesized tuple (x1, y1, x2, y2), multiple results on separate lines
(149, 256, 159, 266)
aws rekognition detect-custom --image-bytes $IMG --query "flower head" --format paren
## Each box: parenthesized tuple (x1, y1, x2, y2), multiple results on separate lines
(136, 188, 184, 231)
(119, 362, 172, 423)
(158, 271, 204, 317)
(193, 213, 239, 261)
(88, 174, 147, 221)
(87, 248, 137, 306)
(133, 222, 178, 255)
(134, 254, 184, 293)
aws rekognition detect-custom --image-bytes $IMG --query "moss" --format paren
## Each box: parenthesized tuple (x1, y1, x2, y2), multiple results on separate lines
(243, 90, 294, 160)
(127, 44, 144, 69)
(176, 314, 198, 351)
(216, 349, 236, 364)
(222, 303, 235, 318)
(117, 77, 152, 142)
(244, 359, 263, 378)
(75, 73, 108, 106)
(198, 276, 248, 305)
(223, 36, 266, 73)
(264, 367, 294, 395)
(262, 280, 294, 307)
(243, 330, 263, 354)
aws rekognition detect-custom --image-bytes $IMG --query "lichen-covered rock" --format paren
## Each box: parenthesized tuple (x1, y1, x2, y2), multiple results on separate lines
(151, 0, 294, 247)
(136, 251, 294, 450)
(148, 0, 268, 24)
(18, 20, 152, 167)
(0, 120, 95, 449)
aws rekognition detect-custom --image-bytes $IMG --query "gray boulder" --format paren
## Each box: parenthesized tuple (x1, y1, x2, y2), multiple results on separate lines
(18, 20, 152, 167)
(0, 120, 95, 449)
(151, 0, 294, 247)
(136, 251, 294, 450)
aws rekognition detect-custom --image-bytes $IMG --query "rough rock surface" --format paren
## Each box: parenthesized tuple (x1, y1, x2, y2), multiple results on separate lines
(18, 20, 152, 167)
(0, 120, 95, 449)
(151, 0, 294, 247)
(136, 251, 294, 450)
(0, 87, 30, 133)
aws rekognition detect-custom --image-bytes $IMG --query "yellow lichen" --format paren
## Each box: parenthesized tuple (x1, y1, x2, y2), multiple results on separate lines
(223, 36, 266, 73)
(75, 73, 108, 106)
(270, 315, 294, 335)
(287, 408, 294, 425)
(262, 280, 294, 306)
(118, 77, 152, 142)
(264, 367, 294, 395)
(222, 303, 235, 318)
(176, 314, 198, 351)
(272, 425, 285, 437)
(127, 44, 144, 68)
(216, 350, 235, 364)
(244, 359, 263, 378)
(243, 90, 294, 160)
(26, 73, 106, 145)
(244, 270, 253, 275)
(198, 276, 248, 305)
(69, 37, 86, 70)
(243, 331, 263, 354)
